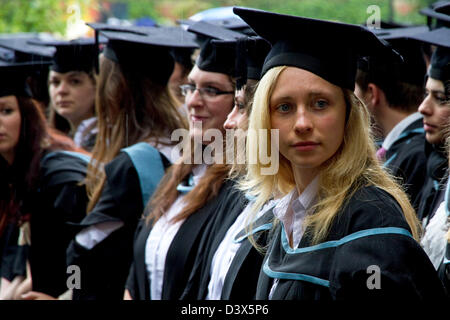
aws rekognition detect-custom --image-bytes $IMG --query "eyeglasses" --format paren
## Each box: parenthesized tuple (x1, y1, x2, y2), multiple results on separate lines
(179, 84, 234, 100)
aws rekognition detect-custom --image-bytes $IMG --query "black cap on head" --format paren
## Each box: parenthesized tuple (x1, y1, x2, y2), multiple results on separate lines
(420, 1, 450, 29)
(88, 24, 198, 86)
(211, 36, 271, 90)
(0, 47, 51, 98)
(233, 7, 400, 91)
(407, 27, 450, 81)
(187, 21, 244, 76)
(360, 26, 428, 86)
(29, 38, 98, 74)
(179, 17, 255, 36)
(0, 37, 55, 64)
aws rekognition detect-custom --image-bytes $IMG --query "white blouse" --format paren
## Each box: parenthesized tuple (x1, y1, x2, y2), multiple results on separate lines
(421, 200, 450, 269)
(269, 177, 319, 299)
(145, 164, 207, 299)
(206, 198, 278, 300)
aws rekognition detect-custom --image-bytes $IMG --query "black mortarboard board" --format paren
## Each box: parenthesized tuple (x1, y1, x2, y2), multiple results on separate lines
(88, 24, 198, 86)
(179, 17, 255, 36)
(0, 37, 54, 64)
(359, 26, 428, 86)
(233, 7, 400, 91)
(211, 36, 271, 90)
(420, 1, 450, 29)
(407, 27, 450, 81)
(187, 21, 244, 76)
(0, 46, 51, 98)
(147, 26, 198, 71)
(28, 38, 98, 74)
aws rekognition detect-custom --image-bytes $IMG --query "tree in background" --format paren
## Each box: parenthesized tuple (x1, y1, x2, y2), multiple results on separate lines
(0, 0, 437, 37)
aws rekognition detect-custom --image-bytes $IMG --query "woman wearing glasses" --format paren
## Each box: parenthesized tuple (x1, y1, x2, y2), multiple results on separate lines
(124, 22, 250, 300)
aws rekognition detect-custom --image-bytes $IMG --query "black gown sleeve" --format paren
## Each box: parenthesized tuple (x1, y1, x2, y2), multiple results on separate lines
(66, 152, 143, 300)
(29, 152, 89, 297)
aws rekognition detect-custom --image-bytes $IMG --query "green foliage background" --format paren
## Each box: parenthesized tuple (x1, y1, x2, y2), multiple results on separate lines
(0, 0, 437, 36)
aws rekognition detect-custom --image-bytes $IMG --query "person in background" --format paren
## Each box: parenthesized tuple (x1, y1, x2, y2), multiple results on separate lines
(355, 25, 428, 209)
(408, 25, 450, 293)
(233, 6, 447, 300)
(66, 25, 193, 300)
(0, 52, 90, 300)
(179, 35, 276, 300)
(38, 39, 98, 152)
(408, 26, 450, 226)
(124, 21, 247, 300)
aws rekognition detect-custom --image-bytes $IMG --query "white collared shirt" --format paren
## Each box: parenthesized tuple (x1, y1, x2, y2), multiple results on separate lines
(421, 199, 450, 270)
(269, 177, 319, 299)
(382, 112, 422, 150)
(145, 164, 207, 300)
(73, 117, 97, 148)
(206, 198, 278, 300)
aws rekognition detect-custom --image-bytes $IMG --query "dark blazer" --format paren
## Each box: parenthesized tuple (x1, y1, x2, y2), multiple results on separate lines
(126, 179, 246, 300)
(29, 151, 89, 297)
(383, 118, 427, 209)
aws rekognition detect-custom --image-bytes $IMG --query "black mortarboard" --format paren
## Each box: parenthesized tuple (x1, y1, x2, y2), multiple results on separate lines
(233, 7, 399, 91)
(29, 38, 98, 74)
(359, 26, 428, 86)
(211, 36, 271, 90)
(0, 37, 56, 102)
(187, 21, 244, 76)
(88, 23, 198, 85)
(179, 17, 255, 36)
(408, 27, 450, 81)
(0, 47, 51, 98)
(0, 37, 54, 64)
(420, 1, 450, 29)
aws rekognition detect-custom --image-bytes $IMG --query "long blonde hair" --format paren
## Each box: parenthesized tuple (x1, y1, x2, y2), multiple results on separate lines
(85, 57, 188, 212)
(241, 66, 421, 245)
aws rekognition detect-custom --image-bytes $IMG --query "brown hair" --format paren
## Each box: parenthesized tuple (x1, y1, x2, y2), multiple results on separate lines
(355, 68, 425, 113)
(0, 96, 85, 236)
(85, 57, 188, 212)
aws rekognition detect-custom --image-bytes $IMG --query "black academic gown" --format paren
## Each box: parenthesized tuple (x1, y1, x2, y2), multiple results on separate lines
(415, 143, 448, 223)
(126, 179, 246, 300)
(67, 145, 171, 300)
(28, 151, 89, 297)
(0, 223, 28, 281)
(180, 186, 249, 300)
(383, 118, 427, 209)
(255, 185, 449, 300)
(438, 244, 450, 293)
(220, 210, 274, 300)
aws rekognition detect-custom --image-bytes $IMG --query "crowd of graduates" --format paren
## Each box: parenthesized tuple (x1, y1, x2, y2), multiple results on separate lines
(0, 1, 449, 303)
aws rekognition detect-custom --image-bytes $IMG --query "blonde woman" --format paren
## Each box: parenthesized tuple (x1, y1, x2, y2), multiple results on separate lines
(234, 7, 447, 300)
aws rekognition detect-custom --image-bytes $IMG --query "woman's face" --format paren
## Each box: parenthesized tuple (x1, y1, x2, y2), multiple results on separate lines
(48, 70, 96, 129)
(418, 77, 450, 145)
(223, 89, 248, 130)
(270, 67, 346, 175)
(0, 95, 21, 164)
(185, 66, 234, 142)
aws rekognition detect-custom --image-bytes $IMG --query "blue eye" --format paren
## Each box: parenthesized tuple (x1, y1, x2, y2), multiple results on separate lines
(277, 103, 291, 113)
(315, 100, 328, 109)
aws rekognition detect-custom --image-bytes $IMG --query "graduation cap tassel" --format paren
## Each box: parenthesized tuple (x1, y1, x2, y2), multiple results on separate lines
(94, 29, 100, 74)
(235, 37, 247, 91)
